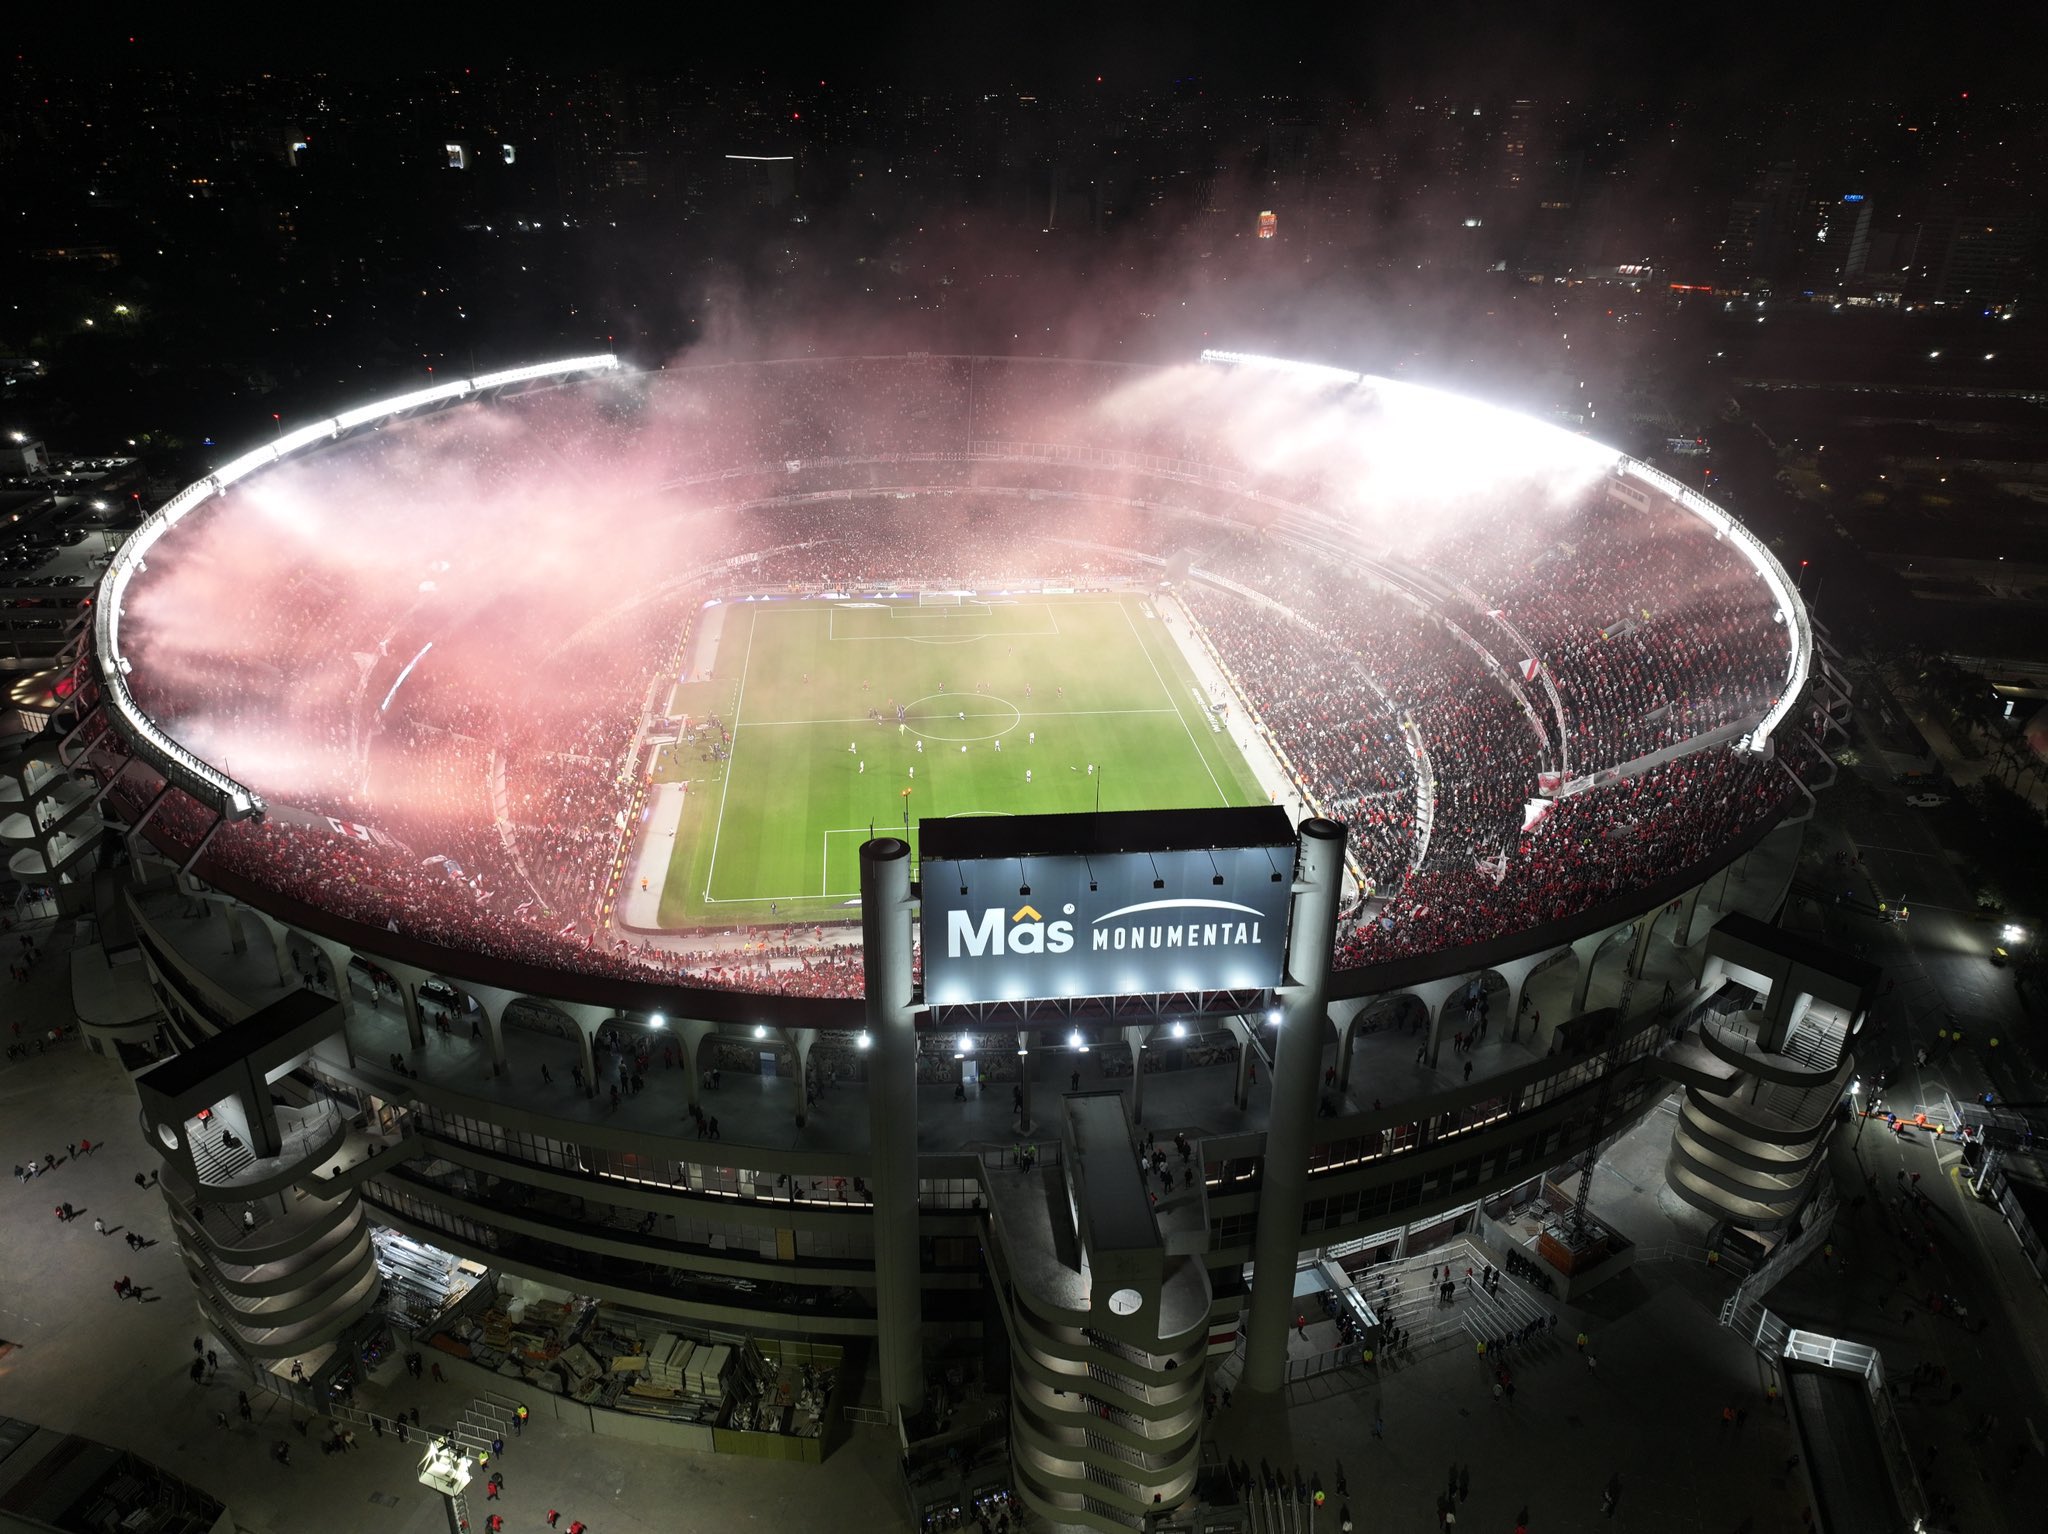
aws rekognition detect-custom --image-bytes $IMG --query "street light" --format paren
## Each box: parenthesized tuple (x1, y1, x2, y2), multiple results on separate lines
(1851, 1078, 1873, 1149)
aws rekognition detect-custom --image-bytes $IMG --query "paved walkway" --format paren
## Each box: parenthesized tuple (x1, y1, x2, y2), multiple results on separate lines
(0, 1032, 906, 1534)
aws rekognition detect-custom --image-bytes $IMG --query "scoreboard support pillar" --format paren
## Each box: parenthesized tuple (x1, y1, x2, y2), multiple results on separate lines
(861, 837, 926, 1421)
(1240, 818, 1347, 1394)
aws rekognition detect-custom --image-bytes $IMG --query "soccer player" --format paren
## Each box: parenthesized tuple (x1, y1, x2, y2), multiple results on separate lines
(1028, 731, 1035, 744)
(1025, 769, 1032, 784)
(858, 761, 865, 774)
(916, 739, 923, 754)
(849, 742, 856, 753)
(994, 739, 1001, 752)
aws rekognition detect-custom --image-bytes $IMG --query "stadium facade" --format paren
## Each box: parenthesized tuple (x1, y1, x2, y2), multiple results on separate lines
(7, 353, 1869, 1532)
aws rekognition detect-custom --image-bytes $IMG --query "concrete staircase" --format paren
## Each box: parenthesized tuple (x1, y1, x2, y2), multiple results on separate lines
(187, 1125, 257, 1184)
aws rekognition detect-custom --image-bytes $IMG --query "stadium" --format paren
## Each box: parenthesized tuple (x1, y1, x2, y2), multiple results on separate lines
(89, 351, 1811, 998)
(19, 351, 1852, 1531)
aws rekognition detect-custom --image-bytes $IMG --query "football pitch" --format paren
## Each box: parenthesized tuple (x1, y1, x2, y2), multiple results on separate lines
(650, 594, 1267, 927)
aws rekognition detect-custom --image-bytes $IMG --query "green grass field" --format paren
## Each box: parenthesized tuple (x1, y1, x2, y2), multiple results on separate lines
(649, 594, 1266, 927)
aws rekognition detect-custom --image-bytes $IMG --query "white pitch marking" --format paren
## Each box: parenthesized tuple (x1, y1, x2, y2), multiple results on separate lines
(701, 606, 757, 901)
(1119, 600, 1227, 805)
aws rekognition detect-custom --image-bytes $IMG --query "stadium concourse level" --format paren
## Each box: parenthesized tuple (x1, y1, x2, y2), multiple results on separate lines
(90, 356, 1806, 1000)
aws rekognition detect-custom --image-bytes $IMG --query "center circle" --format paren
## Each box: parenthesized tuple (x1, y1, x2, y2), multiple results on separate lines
(902, 691, 1023, 743)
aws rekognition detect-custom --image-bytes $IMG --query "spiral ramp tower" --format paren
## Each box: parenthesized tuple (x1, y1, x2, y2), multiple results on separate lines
(133, 989, 420, 1367)
(985, 1092, 1211, 1533)
(1659, 913, 1880, 1232)
(0, 717, 108, 913)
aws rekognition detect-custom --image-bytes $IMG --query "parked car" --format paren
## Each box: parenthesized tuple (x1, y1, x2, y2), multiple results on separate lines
(1905, 793, 1949, 808)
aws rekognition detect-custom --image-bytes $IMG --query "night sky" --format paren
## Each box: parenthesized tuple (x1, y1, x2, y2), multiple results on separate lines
(12, 2, 2044, 100)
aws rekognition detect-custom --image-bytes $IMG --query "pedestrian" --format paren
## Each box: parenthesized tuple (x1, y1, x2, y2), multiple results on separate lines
(486, 1481, 500, 1501)
(215, 1411, 229, 1430)
(707, 1116, 719, 1140)
(1586, 1354, 1598, 1373)
(491, 1436, 504, 1457)
(432, 1362, 446, 1382)
(207, 1348, 218, 1372)
(94, 1217, 107, 1235)
(1576, 1331, 1589, 1353)
(546, 1514, 560, 1530)
(1371, 1416, 1384, 1440)
(568, 1523, 585, 1534)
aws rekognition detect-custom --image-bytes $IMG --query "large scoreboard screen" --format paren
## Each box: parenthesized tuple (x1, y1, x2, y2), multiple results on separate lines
(919, 806, 1296, 1007)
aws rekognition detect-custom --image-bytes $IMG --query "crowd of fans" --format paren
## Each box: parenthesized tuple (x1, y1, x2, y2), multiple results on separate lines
(1428, 494, 1789, 771)
(96, 358, 1807, 999)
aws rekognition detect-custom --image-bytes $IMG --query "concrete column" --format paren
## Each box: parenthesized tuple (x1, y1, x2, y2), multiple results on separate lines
(122, 782, 173, 867)
(784, 1028, 817, 1126)
(245, 912, 294, 986)
(1015, 1031, 1034, 1134)
(678, 1020, 713, 1112)
(1569, 925, 1624, 1016)
(304, 936, 356, 1020)
(1123, 1025, 1152, 1126)
(861, 838, 923, 1420)
(1488, 953, 1543, 1042)
(1673, 884, 1706, 949)
(1228, 1016, 1256, 1108)
(470, 996, 506, 1076)
(559, 1003, 606, 1095)
(376, 959, 434, 1052)
(1623, 918, 1657, 982)
(1407, 977, 1462, 1068)
(460, 983, 519, 1079)
(236, 1060, 283, 1157)
(1243, 819, 1347, 1396)
(1332, 1001, 1364, 1092)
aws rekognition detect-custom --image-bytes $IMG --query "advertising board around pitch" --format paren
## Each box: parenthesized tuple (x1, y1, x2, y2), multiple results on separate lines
(919, 807, 1296, 1007)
